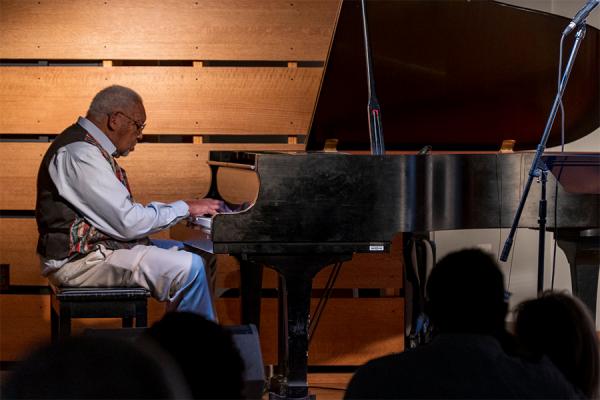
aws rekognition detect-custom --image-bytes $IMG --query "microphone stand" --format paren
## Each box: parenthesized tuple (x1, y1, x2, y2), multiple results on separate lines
(500, 25, 587, 295)
(360, 0, 385, 155)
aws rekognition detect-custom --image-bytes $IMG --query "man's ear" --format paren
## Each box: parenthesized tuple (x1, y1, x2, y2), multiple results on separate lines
(107, 112, 119, 131)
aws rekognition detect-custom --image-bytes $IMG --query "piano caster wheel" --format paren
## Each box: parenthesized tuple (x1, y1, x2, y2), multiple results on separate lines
(269, 393, 315, 400)
(269, 394, 315, 400)
(268, 375, 314, 400)
(268, 374, 287, 397)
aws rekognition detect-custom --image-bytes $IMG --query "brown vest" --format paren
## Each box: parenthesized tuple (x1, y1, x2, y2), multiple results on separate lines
(36, 123, 150, 260)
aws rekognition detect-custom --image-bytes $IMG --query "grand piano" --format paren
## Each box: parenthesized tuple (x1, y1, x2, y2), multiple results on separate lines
(181, 1, 600, 398)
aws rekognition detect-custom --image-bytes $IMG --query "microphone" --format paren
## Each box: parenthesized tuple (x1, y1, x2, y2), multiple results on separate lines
(563, 0, 600, 35)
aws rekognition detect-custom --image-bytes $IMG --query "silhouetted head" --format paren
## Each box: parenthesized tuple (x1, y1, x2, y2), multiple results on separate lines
(515, 291, 599, 398)
(144, 312, 245, 399)
(2, 335, 188, 399)
(426, 248, 508, 336)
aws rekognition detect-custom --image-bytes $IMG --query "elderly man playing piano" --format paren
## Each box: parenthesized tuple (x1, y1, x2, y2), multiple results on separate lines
(35, 85, 221, 320)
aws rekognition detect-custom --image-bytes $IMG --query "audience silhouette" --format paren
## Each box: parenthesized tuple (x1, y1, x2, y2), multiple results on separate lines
(2, 335, 189, 399)
(515, 291, 599, 399)
(143, 311, 246, 399)
(6, 252, 593, 400)
(345, 248, 583, 399)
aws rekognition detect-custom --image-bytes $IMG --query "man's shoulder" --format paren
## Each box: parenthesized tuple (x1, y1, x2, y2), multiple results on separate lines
(55, 139, 102, 161)
(59, 139, 97, 152)
(504, 355, 584, 397)
(52, 123, 87, 145)
(46, 124, 93, 156)
(346, 349, 438, 399)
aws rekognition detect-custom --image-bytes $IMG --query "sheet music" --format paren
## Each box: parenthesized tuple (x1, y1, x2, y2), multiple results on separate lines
(190, 215, 212, 229)
(187, 202, 252, 232)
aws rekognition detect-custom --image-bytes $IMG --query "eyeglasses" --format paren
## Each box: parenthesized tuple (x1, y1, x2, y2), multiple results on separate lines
(115, 111, 146, 131)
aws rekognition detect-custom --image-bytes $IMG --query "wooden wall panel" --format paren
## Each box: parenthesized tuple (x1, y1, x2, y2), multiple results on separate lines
(0, 219, 245, 287)
(309, 298, 404, 365)
(0, 219, 45, 286)
(216, 168, 260, 205)
(0, 0, 340, 61)
(0, 66, 322, 135)
(1, 295, 403, 365)
(0, 219, 169, 286)
(0, 295, 49, 361)
(116, 144, 212, 204)
(0, 143, 45, 210)
(313, 234, 403, 289)
(0, 220, 403, 288)
(213, 253, 403, 290)
(172, 224, 403, 289)
(0, 0, 405, 370)
(222, 298, 404, 365)
(0, 220, 402, 288)
(0, 142, 302, 210)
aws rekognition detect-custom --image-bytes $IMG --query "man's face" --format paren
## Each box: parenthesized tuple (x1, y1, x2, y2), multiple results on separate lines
(111, 102, 146, 157)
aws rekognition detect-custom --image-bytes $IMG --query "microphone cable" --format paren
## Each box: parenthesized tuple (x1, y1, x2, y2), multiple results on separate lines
(550, 32, 568, 289)
(308, 261, 343, 345)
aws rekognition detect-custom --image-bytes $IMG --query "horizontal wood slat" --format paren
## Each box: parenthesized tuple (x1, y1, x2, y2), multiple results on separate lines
(0, 142, 302, 210)
(0, 143, 45, 210)
(0, 0, 340, 61)
(216, 168, 260, 205)
(208, 234, 404, 289)
(314, 234, 403, 289)
(1, 218, 402, 289)
(1, 295, 403, 365)
(213, 298, 404, 365)
(117, 144, 212, 204)
(0, 295, 49, 361)
(308, 297, 404, 365)
(0, 66, 323, 135)
(0, 142, 210, 209)
(0, 218, 169, 286)
(0, 219, 44, 286)
(172, 222, 403, 288)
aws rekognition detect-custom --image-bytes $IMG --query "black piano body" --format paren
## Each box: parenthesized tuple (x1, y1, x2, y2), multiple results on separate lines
(209, 152, 599, 244)
(186, 150, 599, 398)
(181, 1, 600, 399)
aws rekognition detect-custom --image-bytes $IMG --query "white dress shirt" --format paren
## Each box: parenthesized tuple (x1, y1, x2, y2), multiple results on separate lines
(41, 117, 189, 273)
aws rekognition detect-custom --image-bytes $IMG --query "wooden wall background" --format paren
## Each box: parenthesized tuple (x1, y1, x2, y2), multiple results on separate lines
(0, 0, 404, 366)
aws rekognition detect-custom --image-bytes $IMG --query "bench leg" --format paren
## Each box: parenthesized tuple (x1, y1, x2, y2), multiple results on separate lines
(135, 300, 148, 327)
(58, 304, 71, 339)
(51, 305, 59, 343)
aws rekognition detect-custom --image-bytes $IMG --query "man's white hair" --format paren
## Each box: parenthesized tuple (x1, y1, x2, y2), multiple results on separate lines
(87, 85, 143, 117)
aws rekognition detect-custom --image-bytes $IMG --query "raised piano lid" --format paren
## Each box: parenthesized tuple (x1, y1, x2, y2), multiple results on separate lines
(306, 0, 600, 152)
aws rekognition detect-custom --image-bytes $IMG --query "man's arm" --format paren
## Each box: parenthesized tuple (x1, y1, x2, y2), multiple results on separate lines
(49, 142, 215, 240)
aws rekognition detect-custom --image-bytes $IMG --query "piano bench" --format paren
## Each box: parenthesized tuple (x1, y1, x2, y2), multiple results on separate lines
(50, 285, 150, 342)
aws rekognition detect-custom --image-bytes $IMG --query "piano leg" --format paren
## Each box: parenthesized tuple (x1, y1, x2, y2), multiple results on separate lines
(555, 229, 600, 321)
(239, 259, 264, 329)
(403, 233, 436, 348)
(246, 254, 351, 400)
(274, 271, 311, 399)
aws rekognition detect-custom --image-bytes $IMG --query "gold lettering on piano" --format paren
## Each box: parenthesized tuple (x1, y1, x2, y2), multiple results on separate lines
(323, 139, 339, 152)
(500, 139, 516, 153)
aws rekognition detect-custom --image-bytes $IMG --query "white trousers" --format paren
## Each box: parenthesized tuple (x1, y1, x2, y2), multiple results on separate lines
(47, 244, 212, 306)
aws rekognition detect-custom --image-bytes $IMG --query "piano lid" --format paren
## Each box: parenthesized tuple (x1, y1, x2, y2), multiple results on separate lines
(306, 0, 600, 152)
